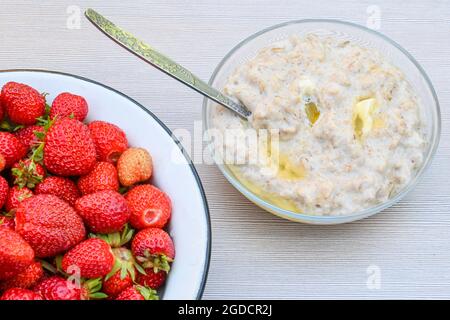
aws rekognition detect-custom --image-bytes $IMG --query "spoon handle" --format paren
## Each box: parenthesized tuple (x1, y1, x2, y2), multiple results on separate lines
(85, 8, 251, 119)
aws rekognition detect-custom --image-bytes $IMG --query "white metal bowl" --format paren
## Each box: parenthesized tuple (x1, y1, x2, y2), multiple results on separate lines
(0, 69, 211, 300)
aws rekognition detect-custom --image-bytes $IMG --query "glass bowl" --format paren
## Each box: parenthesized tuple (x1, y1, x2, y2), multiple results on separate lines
(203, 19, 441, 224)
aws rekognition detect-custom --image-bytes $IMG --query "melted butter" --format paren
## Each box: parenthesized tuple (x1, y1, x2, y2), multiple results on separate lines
(276, 153, 306, 180)
(224, 135, 305, 212)
(372, 116, 385, 130)
(305, 102, 320, 126)
(228, 165, 301, 212)
(265, 137, 306, 180)
(225, 119, 306, 212)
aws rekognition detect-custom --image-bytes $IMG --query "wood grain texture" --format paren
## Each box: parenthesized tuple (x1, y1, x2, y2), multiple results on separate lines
(0, 0, 449, 299)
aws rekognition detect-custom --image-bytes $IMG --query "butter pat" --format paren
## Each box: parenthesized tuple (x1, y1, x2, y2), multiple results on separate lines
(353, 98, 378, 139)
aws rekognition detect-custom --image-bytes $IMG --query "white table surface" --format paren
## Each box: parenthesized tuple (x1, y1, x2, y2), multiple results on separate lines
(1, 0, 449, 299)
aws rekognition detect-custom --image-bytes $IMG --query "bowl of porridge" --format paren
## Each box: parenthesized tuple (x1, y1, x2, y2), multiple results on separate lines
(203, 20, 440, 224)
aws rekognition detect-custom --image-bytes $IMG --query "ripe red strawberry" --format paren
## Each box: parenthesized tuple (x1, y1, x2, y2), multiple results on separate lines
(1, 82, 45, 125)
(0, 176, 9, 209)
(102, 246, 143, 298)
(77, 162, 119, 195)
(136, 268, 167, 289)
(35, 176, 80, 206)
(0, 99, 4, 122)
(62, 238, 114, 278)
(0, 261, 43, 290)
(50, 92, 88, 121)
(88, 120, 128, 163)
(11, 159, 45, 189)
(5, 186, 33, 212)
(115, 285, 158, 300)
(117, 148, 153, 187)
(33, 276, 82, 300)
(126, 184, 172, 229)
(103, 271, 133, 298)
(0, 132, 27, 167)
(0, 154, 5, 172)
(0, 288, 42, 300)
(131, 228, 175, 273)
(44, 118, 96, 176)
(14, 125, 44, 150)
(34, 276, 106, 300)
(75, 190, 130, 233)
(15, 194, 86, 257)
(0, 228, 34, 280)
(0, 215, 15, 230)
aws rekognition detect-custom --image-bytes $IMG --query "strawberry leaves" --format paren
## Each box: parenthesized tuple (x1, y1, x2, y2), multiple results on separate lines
(136, 285, 159, 300)
(136, 251, 173, 274)
(106, 247, 146, 283)
(83, 278, 108, 300)
(11, 160, 44, 189)
(0, 120, 24, 132)
(89, 224, 134, 248)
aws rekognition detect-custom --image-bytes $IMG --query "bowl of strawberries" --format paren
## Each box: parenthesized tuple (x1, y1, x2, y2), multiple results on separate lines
(0, 69, 210, 300)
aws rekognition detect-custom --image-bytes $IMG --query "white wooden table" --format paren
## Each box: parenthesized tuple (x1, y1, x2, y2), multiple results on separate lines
(1, 0, 449, 299)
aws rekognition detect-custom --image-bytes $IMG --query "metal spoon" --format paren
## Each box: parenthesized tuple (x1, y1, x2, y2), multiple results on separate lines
(85, 8, 251, 119)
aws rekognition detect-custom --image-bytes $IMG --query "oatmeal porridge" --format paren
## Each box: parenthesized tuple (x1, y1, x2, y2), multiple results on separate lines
(211, 34, 427, 215)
